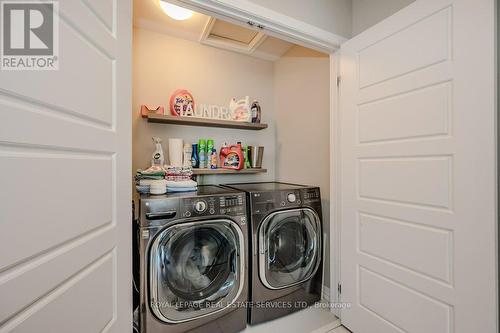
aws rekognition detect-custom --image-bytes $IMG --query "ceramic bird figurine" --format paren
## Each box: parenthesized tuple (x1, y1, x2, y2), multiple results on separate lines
(229, 96, 251, 122)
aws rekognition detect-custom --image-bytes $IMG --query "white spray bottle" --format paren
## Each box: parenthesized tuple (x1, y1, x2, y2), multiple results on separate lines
(151, 137, 165, 167)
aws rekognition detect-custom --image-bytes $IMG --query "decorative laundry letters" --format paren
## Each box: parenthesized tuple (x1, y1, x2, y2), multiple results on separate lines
(169, 89, 252, 122)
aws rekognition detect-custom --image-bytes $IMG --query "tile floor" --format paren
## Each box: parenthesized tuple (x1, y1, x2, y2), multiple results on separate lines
(242, 304, 340, 333)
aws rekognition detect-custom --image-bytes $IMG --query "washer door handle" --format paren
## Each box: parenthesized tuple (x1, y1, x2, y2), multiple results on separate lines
(259, 233, 266, 255)
(146, 210, 177, 220)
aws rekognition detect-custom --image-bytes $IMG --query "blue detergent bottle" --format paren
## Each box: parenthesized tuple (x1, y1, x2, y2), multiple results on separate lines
(191, 143, 199, 168)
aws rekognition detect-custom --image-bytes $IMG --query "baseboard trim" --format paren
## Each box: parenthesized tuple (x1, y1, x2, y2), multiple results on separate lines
(321, 285, 330, 302)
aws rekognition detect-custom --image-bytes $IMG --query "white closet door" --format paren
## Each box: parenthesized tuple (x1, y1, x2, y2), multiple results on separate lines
(339, 0, 496, 332)
(0, 1, 131, 332)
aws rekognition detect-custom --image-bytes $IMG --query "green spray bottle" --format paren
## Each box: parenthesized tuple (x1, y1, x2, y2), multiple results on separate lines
(243, 146, 251, 169)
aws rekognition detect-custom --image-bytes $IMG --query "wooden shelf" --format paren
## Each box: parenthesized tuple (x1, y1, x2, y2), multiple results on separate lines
(147, 114, 268, 130)
(192, 168, 267, 175)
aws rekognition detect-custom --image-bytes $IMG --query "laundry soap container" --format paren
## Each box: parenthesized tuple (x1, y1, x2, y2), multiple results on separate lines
(219, 143, 243, 170)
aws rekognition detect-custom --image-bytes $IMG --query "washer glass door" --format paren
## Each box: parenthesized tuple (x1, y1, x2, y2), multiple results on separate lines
(149, 219, 244, 323)
(259, 208, 321, 289)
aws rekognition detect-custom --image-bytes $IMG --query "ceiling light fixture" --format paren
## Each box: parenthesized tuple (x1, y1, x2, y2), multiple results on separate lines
(159, 1, 193, 20)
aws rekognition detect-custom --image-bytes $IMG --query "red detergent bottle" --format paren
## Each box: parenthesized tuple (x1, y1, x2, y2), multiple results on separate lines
(220, 142, 244, 170)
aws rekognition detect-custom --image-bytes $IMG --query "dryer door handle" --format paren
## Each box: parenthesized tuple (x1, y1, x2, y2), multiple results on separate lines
(146, 210, 177, 220)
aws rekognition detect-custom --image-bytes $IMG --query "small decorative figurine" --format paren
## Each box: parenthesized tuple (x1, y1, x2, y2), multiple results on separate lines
(229, 96, 251, 122)
(250, 100, 261, 123)
(140, 105, 164, 118)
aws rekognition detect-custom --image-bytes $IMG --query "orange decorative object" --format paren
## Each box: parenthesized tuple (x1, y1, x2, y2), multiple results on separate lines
(140, 105, 164, 118)
(169, 89, 195, 116)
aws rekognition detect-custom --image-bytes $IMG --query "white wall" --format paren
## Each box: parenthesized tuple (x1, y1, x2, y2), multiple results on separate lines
(248, 0, 352, 38)
(133, 27, 276, 188)
(351, 0, 415, 35)
(274, 46, 331, 288)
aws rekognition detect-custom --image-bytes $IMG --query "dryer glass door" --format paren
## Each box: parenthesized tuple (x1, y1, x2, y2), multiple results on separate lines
(149, 219, 244, 323)
(259, 208, 321, 289)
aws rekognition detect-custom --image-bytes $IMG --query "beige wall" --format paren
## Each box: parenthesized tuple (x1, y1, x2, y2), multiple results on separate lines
(274, 46, 331, 288)
(248, 0, 352, 38)
(133, 27, 276, 187)
(352, 0, 415, 35)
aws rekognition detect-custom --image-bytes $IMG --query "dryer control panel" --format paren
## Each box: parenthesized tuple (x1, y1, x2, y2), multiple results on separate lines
(249, 187, 321, 215)
(300, 188, 321, 204)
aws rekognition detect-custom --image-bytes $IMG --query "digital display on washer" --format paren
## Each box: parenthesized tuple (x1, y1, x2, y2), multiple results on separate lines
(220, 195, 243, 207)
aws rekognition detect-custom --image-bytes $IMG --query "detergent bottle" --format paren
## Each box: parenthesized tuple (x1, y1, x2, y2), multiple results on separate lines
(243, 146, 251, 169)
(210, 148, 218, 169)
(198, 139, 207, 169)
(220, 142, 243, 170)
(191, 143, 199, 168)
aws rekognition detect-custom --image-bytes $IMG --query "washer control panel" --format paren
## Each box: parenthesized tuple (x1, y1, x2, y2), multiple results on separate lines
(194, 200, 207, 213)
(181, 194, 245, 218)
(287, 193, 297, 203)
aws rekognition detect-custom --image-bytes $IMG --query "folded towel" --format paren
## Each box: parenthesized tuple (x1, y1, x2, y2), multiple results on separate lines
(167, 187, 198, 193)
(135, 185, 150, 194)
(165, 166, 192, 175)
(135, 166, 166, 181)
(166, 175, 192, 181)
(166, 179, 197, 188)
(136, 175, 164, 181)
(140, 179, 167, 186)
(165, 166, 193, 181)
(143, 165, 165, 172)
